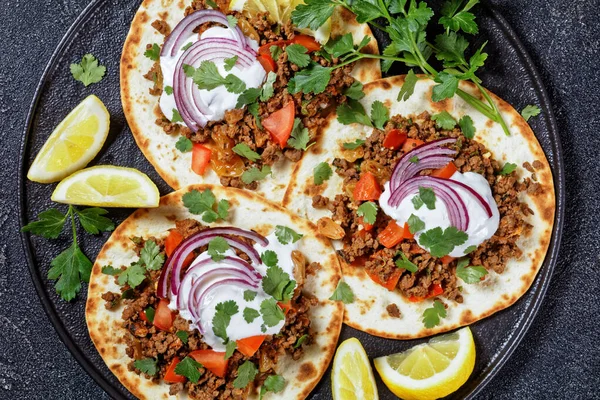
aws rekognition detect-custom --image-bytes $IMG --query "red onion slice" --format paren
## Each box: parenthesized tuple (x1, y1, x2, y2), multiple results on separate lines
(441, 178, 493, 218)
(389, 138, 457, 190)
(161, 10, 251, 58)
(158, 227, 268, 298)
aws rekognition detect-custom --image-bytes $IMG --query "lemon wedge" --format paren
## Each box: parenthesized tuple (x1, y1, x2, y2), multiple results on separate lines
(332, 337, 379, 400)
(27, 95, 110, 183)
(51, 166, 160, 208)
(229, 0, 331, 43)
(374, 327, 476, 400)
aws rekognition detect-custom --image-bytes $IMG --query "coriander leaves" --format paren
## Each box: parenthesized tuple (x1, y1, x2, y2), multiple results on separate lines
(184, 61, 246, 94)
(419, 226, 468, 258)
(70, 54, 106, 87)
(212, 300, 239, 343)
(182, 189, 230, 223)
(329, 281, 354, 304)
(455, 258, 488, 283)
(521, 104, 541, 121)
(423, 299, 447, 328)
(313, 162, 332, 185)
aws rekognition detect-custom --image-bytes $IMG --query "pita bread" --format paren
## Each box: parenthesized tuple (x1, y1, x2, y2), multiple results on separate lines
(86, 184, 344, 398)
(120, 0, 381, 204)
(283, 75, 555, 339)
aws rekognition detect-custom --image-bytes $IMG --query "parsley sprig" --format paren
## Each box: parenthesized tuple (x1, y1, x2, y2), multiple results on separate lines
(22, 205, 114, 301)
(291, 0, 514, 136)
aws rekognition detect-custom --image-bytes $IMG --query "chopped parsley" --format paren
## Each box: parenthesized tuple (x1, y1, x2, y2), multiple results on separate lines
(419, 226, 468, 258)
(413, 187, 436, 210)
(287, 118, 311, 150)
(344, 81, 365, 100)
(261, 250, 279, 268)
(398, 69, 419, 101)
(270, 45, 283, 60)
(260, 71, 277, 101)
(291, 0, 337, 30)
(233, 143, 261, 162)
(407, 214, 425, 234)
(459, 115, 476, 139)
(275, 225, 303, 245)
(287, 62, 331, 95)
(184, 60, 246, 94)
(241, 165, 272, 184)
(224, 55, 238, 71)
(371, 100, 390, 130)
(329, 281, 354, 304)
(227, 15, 238, 28)
(286, 44, 311, 68)
(207, 237, 229, 261)
(455, 258, 488, 283)
(134, 358, 158, 376)
(337, 99, 372, 127)
(521, 104, 541, 121)
(236, 87, 261, 108)
(144, 43, 160, 61)
(182, 189, 229, 222)
(243, 307, 260, 323)
(293, 334, 309, 349)
(171, 109, 183, 123)
(260, 374, 286, 399)
(356, 201, 378, 224)
(313, 162, 333, 185)
(174, 356, 203, 383)
(175, 136, 193, 152)
(464, 245, 478, 254)
(343, 139, 365, 150)
(409, 156, 419, 163)
(262, 265, 296, 302)
(499, 162, 517, 175)
(423, 300, 447, 328)
(432, 71, 459, 102)
(164, 85, 173, 95)
(116, 263, 146, 288)
(212, 300, 239, 343)
(139, 240, 165, 271)
(431, 111, 457, 130)
(233, 361, 258, 389)
(260, 298, 286, 327)
(144, 307, 155, 324)
(225, 341, 237, 360)
(243, 290, 257, 301)
(70, 54, 106, 87)
(182, 42, 194, 51)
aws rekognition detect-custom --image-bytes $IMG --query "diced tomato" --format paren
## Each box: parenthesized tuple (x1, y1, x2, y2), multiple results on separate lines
(139, 310, 149, 323)
(382, 129, 408, 150)
(431, 162, 458, 179)
(378, 220, 405, 248)
(192, 144, 212, 176)
(164, 357, 186, 383)
(440, 255, 456, 265)
(236, 335, 267, 358)
(257, 53, 277, 73)
(278, 301, 294, 315)
(402, 222, 414, 240)
(262, 101, 295, 148)
(165, 230, 195, 266)
(366, 268, 402, 291)
(358, 216, 374, 231)
(153, 299, 174, 332)
(408, 283, 444, 302)
(353, 172, 382, 201)
(258, 40, 288, 55)
(402, 138, 425, 153)
(350, 255, 369, 267)
(189, 350, 228, 378)
(291, 34, 321, 52)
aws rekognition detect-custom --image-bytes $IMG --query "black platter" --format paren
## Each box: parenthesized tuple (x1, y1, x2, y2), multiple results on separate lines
(18, 0, 565, 399)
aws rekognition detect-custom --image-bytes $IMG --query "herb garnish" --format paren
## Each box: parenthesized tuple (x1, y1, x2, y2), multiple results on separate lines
(241, 165, 272, 184)
(243, 307, 260, 323)
(343, 139, 365, 150)
(184, 61, 246, 94)
(313, 162, 333, 185)
(260, 375, 286, 400)
(521, 104, 541, 121)
(398, 69, 419, 101)
(419, 226, 468, 258)
(395, 252, 418, 272)
(498, 162, 517, 176)
(286, 44, 311, 67)
(70, 54, 106, 87)
(175, 356, 204, 383)
(176, 330, 189, 344)
(423, 300, 447, 328)
(134, 358, 158, 376)
(212, 300, 239, 343)
(233, 361, 258, 389)
(144, 307, 155, 324)
(344, 81, 365, 100)
(413, 187, 436, 210)
(225, 341, 237, 360)
(407, 214, 425, 234)
(233, 143, 261, 162)
(207, 237, 229, 261)
(102, 240, 165, 288)
(171, 109, 184, 123)
(261, 250, 279, 268)
(287, 118, 312, 150)
(431, 111, 457, 130)
(260, 298, 286, 327)
(144, 43, 160, 61)
(262, 265, 296, 302)
(22, 205, 114, 300)
(182, 189, 229, 222)
(329, 281, 354, 304)
(459, 115, 475, 139)
(357, 201, 378, 224)
(244, 290, 257, 301)
(371, 100, 390, 129)
(275, 225, 303, 245)
(175, 136, 193, 152)
(455, 258, 488, 283)
(224, 55, 239, 71)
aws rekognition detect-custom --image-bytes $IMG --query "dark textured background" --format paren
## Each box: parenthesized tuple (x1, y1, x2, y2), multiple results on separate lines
(1, 0, 599, 399)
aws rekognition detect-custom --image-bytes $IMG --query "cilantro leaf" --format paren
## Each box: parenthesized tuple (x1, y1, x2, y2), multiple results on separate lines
(217, 200, 230, 221)
(352, 0, 386, 23)
(22, 209, 67, 239)
(344, 81, 365, 100)
(144, 307, 155, 324)
(521, 105, 541, 121)
(410, 156, 419, 163)
(286, 44, 311, 68)
(260, 298, 286, 327)
(324, 33, 355, 58)
(291, 0, 337, 30)
(164, 85, 173, 95)
(432, 71, 459, 102)
(270, 45, 283, 60)
(70, 54, 106, 87)
(243, 307, 260, 323)
(236, 87, 261, 108)
(48, 242, 93, 301)
(329, 281, 354, 304)
(233, 143, 261, 162)
(407, 213, 425, 234)
(371, 101, 390, 130)
(419, 226, 468, 258)
(134, 358, 158, 376)
(357, 202, 378, 224)
(423, 300, 447, 328)
(260, 71, 277, 101)
(412, 195, 424, 210)
(439, 0, 479, 34)
(293, 334, 309, 349)
(208, 237, 229, 261)
(434, 32, 468, 68)
(227, 15, 238, 28)
(241, 165, 272, 184)
(343, 139, 365, 150)
(176, 136, 193, 152)
(212, 300, 239, 342)
(398, 69, 419, 101)
(233, 361, 259, 389)
(431, 111, 457, 130)
(101, 265, 121, 276)
(117, 262, 147, 289)
(244, 290, 257, 301)
(140, 240, 164, 271)
(182, 42, 194, 51)
(175, 356, 204, 383)
(456, 258, 488, 283)
(415, 187, 436, 210)
(225, 341, 237, 360)
(171, 109, 184, 123)
(275, 225, 303, 245)
(262, 264, 296, 302)
(313, 162, 332, 185)
(337, 99, 373, 127)
(187, 61, 246, 94)
(260, 375, 286, 400)
(288, 62, 331, 95)
(144, 43, 160, 61)
(224, 55, 239, 71)
(459, 115, 475, 139)
(395, 252, 418, 272)
(287, 118, 311, 150)
(499, 162, 517, 175)
(182, 189, 229, 223)
(176, 330, 189, 344)
(261, 250, 279, 268)
(464, 245, 477, 254)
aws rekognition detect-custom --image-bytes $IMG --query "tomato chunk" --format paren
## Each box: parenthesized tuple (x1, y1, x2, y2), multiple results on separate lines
(382, 129, 408, 150)
(236, 335, 267, 358)
(291, 34, 321, 52)
(164, 357, 186, 383)
(192, 144, 212, 176)
(353, 172, 382, 201)
(440, 255, 455, 266)
(277, 301, 294, 315)
(402, 138, 425, 153)
(408, 283, 444, 302)
(402, 222, 414, 240)
(258, 40, 288, 55)
(358, 216, 374, 231)
(165, 229, 195, 267)
(431, 161, 458, 179)
(153, 299, 174, 332)
(262, 101, 295, 148)
(257, 53, 276, 73)
(189, 350, 228, 378)
(378, 220, 405, 248)
(366, 268, 402, 291)
(139, 310, 149, 323)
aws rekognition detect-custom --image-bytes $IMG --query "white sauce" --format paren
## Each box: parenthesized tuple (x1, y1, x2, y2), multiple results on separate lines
(380, 171, 500, 258)
(159, 26, 264, 125)
(168, 233, 299, 351)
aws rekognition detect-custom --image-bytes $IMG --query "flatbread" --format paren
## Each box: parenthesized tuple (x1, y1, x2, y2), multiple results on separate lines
(283, 75, 555, 339)
(120, 0, 381, 203)
(86, 184, 344, 399)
